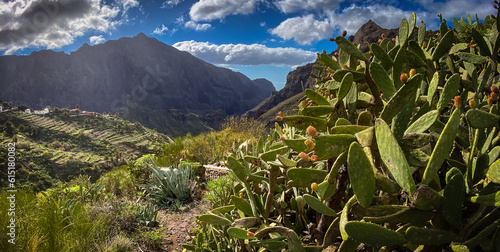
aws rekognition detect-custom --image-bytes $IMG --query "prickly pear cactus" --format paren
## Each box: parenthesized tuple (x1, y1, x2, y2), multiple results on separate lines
(185, 7, 500, 252)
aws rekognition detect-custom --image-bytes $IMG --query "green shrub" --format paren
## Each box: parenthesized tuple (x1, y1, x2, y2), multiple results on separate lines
(98, 167, 136, 197)
(0, 189, 110, 252)
(134, 203, 159, 227)
(102, 234, 134, 252)
(136, 227, 165, 249)
(47, 140, 62, 149)
(160, 135, 189, 167)
(204, 174, 234, 208)
(156, 117, 266, 166)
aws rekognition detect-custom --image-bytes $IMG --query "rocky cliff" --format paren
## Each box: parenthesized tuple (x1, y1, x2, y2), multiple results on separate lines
(0, 33, 275, 136)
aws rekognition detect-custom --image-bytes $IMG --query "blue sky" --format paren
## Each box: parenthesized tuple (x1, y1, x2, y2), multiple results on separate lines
(0, 0, 495, 90)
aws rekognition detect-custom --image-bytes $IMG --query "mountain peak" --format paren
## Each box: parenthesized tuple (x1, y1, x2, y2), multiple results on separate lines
(353, 20, 400, 52)
(134, 32, 149, 39)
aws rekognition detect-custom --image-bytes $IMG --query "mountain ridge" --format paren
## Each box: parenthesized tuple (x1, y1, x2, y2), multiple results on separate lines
(0, 33, 275, 136)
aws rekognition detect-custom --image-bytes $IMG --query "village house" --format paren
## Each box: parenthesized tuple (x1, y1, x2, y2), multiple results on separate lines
(69, 109, 80, 116)
(81, 111, 96, 116)
(25, 109, 31, 114)
(33, 108, 50, 115)
(0, 106, 3, 112)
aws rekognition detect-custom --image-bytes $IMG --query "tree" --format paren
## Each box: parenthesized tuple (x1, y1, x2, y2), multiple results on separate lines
(17, 104, 30, 111)
(4, 121, 15, 136)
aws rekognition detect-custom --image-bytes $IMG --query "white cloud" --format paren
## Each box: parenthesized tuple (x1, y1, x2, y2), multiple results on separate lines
(275, 0, 340, 13)
(175, 16, 186, 24)
(89, 35, 105, 45)
(416, 0, 493, 21)
(184, 21, 211, 31)
(119, 0, 139, 12)
(270, 14, 334, 45)
(326, 5, 425, 34)
(161, 0, 184, 8)
(153, 24, 169, 35)
(0, 0, 139, 55)
(267, 0, 494, 45)
(173, 40, 316, 67)
(189, 0, 259, 21)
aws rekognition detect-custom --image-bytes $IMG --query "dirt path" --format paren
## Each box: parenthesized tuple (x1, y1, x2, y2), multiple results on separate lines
(155, 166, 228, 251)
(157, 200, 211, 252)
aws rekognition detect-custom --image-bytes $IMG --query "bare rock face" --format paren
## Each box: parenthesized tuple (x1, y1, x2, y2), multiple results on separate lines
(0, 33, 275, 136)
(244, 62, 316, 119)
(244, 20, 403, 121)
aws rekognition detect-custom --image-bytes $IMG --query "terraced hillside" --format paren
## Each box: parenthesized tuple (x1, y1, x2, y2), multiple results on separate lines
(0, 109, 170, 191)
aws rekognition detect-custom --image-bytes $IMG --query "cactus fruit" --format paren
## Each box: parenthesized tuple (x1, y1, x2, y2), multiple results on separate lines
(311, 182, 318, 192)
(492, 85, 500, 93)
(306, 125, 318, 137)
(469, 99, 476, 109)
(300, 100, 307, 108)
(278, 111, 285, 118)
(299, 152, 310, 161)
(276, 115, 283, 121)
(488, 97, 494, 106)
(492, 92, 498, 101)
(310, 155, 319, 162)
(304, 138, 315, 150)
(400, 73, 409, 84)
(409, 68, 417, 77)
(342, 30, 347, 37)
(454, 96, 462, 108)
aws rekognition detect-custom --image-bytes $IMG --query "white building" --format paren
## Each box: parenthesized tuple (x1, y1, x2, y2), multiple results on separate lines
(34, 108, 50, 115)
(25, 109, 31, 114)
(0, 106, 3, 112)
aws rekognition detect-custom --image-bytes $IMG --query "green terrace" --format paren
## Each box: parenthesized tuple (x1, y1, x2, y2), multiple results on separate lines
(0, 109, 168, 189)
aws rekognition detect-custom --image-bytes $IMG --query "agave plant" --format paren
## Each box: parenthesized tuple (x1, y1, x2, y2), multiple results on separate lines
(143, 158, 197, 207)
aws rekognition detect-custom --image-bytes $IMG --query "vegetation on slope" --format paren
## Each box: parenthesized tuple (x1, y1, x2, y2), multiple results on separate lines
(0, 107, 169, 191)
(0, 106, 266, 251)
